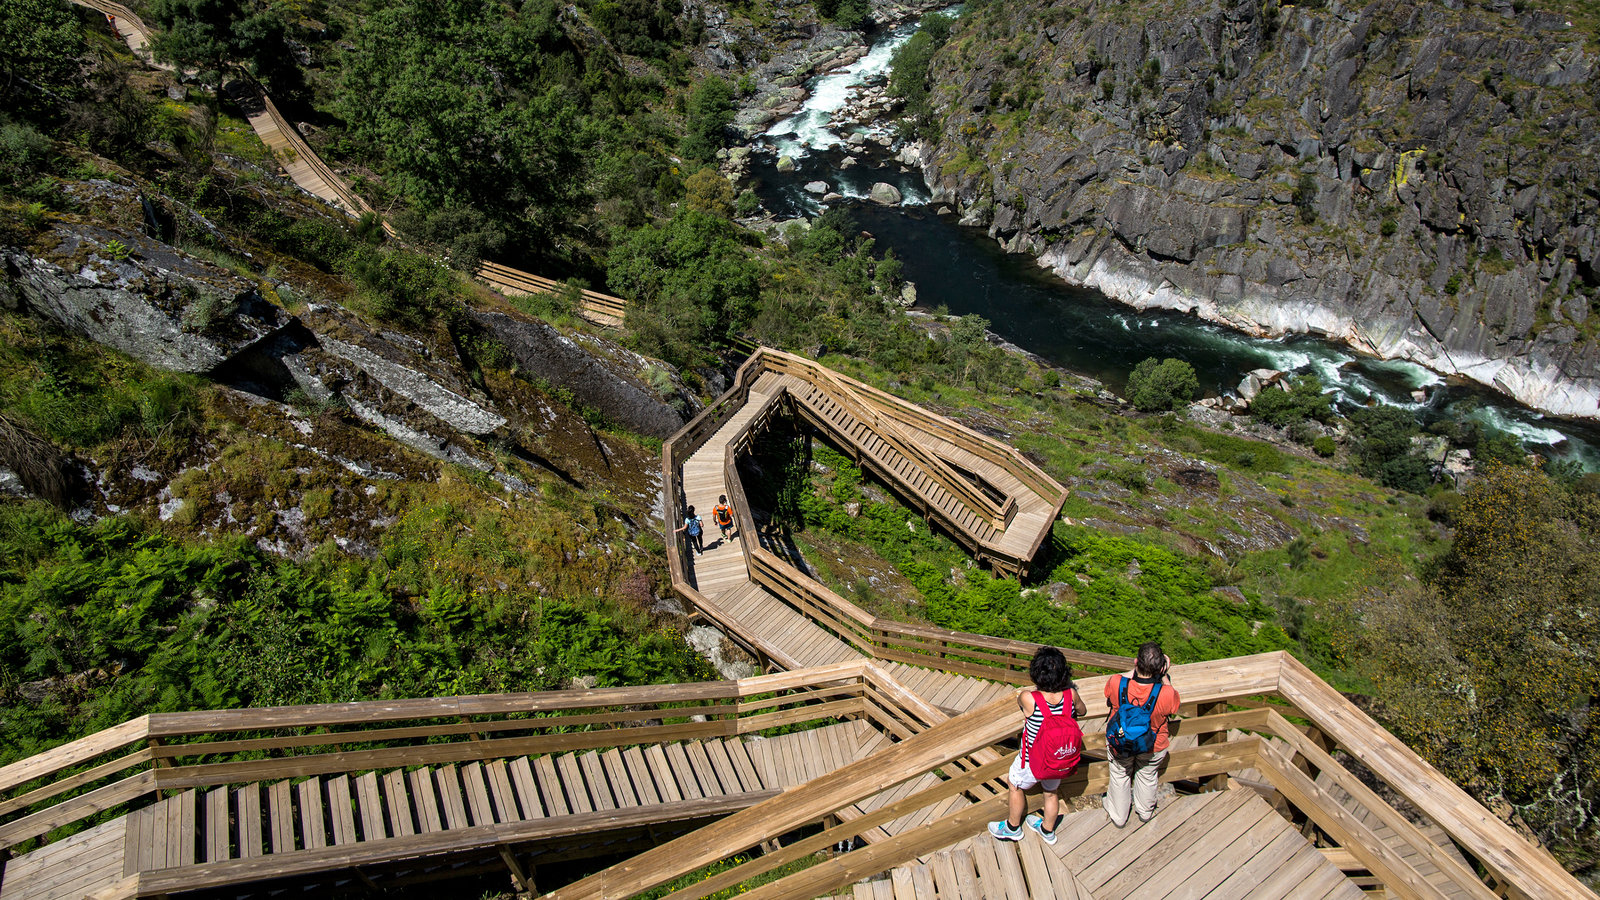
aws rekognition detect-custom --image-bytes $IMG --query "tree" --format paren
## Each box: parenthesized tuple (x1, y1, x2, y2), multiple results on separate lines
(683, 167, 734, 218)
(148, 0, 288, 85)
(608, 208, 760, 365)
(1126, 357, 1199, 412)
(1350, 405, 1428, 491)
(341, 0, 585, 244)
(0, 0, 81, 98)
(1363, 465, 1600, 865)
(680, 75, 733, 162)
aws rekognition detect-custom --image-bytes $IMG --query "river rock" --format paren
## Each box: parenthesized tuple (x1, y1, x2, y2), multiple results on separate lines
(840, 156, 858, 170)
(847, 133, 866, 146)
(823, 192, 844, 203)
(805, 181, 830, 194)
(776, 155, 797, 173)
(899, 282, 918, 308)
(869, 182, 903, 205)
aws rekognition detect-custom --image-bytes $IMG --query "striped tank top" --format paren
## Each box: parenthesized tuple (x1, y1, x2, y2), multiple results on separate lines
(1023, 691, 1072, 749)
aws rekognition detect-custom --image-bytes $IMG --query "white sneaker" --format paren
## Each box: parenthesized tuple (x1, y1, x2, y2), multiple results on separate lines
(1025, 813, 1058, 845)
(988, 819, 1023, 842)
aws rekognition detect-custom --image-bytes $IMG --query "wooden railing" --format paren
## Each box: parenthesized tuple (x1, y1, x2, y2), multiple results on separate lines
(760, 351, 1015, 529)
(476, 262, 628, 326)
(549, 653, 1595, 900)
(0, 662, 882, 854)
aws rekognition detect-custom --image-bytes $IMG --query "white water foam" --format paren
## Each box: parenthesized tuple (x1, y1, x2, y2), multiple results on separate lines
(1470, 406, 1568, 447)
(767, 12, 953, 157)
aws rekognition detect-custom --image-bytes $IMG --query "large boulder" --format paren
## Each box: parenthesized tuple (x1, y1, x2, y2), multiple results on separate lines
(471, 310, 691, 438)
(2, 227, 291, 374)
(869, 182, 903, 205)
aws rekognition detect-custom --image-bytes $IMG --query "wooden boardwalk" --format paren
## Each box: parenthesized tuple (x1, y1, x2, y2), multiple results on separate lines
(838, 790, 1364, 900)
(1, 721, 886, 900)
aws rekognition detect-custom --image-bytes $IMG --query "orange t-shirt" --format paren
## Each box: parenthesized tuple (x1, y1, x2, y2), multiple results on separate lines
(1104, 674, 1182, 753)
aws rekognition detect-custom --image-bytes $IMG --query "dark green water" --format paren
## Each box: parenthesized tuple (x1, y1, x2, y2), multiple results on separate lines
(749, 153, 1600, 468)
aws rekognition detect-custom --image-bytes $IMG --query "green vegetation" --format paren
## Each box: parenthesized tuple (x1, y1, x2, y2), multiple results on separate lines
(1126, 357, 1199, 411)
(0, 503, 709, 764)
(1359, 465, 1599, 867)
(887, 13, 956, 142)
(763, 441, 1296, 663)
(0, 0, 82, 100)
(1249, 375, 1334, 427)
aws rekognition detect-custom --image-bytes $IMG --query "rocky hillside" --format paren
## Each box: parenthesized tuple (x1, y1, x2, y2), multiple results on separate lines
(917, 0, 1600, 419)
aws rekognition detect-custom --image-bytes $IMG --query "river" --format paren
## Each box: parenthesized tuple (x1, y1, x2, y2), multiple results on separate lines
(752, 18, 1600, 469)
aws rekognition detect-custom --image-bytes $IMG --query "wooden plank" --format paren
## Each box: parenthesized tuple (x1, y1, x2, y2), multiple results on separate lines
(621, 746, 662, 805)
(1136, 794, 1277, 900)
(234, 783, 262, 859)
(1255, 742, 1459, 900)
(1015, 833, 1057, 896)
(485, 759, 521, 822)
(383, 769, 416, 836)
(644, 745, 684, 803)
(664, 742, 705, 800)
(576, 752, 617, 811)
(1094, 790, 1247, 900)
(950, 845, 981, 900)
(890, 866, 918, 900)
(1155, 799, 1291, 900)
(1039, 839, 1082, 900)
(461, 761, 496, 824)
(1277, 656, 1592, 900)
(132, 791, 783, 897)
(297, 779, 327, 850)
(327, 775, 357, 846)
(533, 754, 572, 816)
(990, 835, 1031, 900)
(598, 749, 639, 808)
(968, 834, 1006, 897)
(1079, 793, 1211, 890)
(354, 771, 387, 841)
(1247, 844, 1343, 900)
(685, 740, 729, 795)
(436, 764, 472, 829)
(267, 780, 294, 854)
(1204, 827, 1314, 900)
(510, 757, 542, 818)
(409, 768, 444, 833)
(555, 753, 595, 813)
(205, 786, 230, 862)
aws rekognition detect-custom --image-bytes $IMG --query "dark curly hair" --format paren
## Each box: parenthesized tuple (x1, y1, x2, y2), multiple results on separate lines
(1029, 646, 1072, 693)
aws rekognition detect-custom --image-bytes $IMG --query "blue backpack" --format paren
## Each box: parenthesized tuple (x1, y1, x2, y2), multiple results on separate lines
(1106, 676, 1163, 756)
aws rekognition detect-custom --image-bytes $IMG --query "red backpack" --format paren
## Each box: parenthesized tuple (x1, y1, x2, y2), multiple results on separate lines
(1025, 691, 1083, 780)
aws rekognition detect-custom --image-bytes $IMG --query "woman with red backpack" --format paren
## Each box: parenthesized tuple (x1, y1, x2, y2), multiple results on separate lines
(988, 647, 1087, 845)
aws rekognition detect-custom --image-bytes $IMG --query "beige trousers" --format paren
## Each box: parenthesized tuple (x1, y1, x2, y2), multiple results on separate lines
(1102, 748, 1168, 826)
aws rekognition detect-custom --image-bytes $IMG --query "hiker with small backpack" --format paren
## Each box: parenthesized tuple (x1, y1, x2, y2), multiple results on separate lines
(675, 505, 705, 555)
(1102, 641, 1181, 827)
(712, 495, 736, 543)
(988, 647, 1087, 845)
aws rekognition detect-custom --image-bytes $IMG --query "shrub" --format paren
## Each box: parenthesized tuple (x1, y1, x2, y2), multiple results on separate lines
(684, 167, 735, 218)
(1312, 435, 1336, 457)
(1380, 217, 1398, 237)
(1126, 357, 1199, 412)
(1250, 374, 1334, 427)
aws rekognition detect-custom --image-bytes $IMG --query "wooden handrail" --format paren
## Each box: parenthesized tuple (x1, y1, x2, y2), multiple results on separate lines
(1276, 654, 1596, 900)
(760, 351, 1013, 528)
(0, 662, 876, 850)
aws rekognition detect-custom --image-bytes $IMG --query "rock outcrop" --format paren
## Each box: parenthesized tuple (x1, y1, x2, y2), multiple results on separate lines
(919, 0, 1600, 419)
(472, 311, 692, 439)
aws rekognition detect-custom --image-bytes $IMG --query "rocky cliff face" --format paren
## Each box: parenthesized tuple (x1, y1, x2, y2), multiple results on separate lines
(918, 0, 1600, 418)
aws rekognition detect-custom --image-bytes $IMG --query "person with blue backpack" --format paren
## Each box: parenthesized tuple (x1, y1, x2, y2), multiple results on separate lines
(1103, 641, 1181, 827)
(988, 647, 1088, 845)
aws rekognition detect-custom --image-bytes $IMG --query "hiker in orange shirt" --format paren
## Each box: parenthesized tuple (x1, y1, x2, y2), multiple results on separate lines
(1102, 641, 1180, 827)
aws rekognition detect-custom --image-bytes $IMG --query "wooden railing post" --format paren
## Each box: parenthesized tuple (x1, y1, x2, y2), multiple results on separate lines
(1196, 702, 1229, 792)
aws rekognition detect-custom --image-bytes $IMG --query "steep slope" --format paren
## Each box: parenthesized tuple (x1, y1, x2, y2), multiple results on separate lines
(917, 0, 1600, 418)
